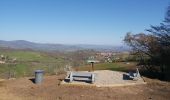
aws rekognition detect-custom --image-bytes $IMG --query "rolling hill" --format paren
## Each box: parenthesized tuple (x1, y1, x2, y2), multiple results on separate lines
(0, 40, 129, 52)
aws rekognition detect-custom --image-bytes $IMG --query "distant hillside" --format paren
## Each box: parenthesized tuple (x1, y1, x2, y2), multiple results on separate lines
(0, 40, 130, 52)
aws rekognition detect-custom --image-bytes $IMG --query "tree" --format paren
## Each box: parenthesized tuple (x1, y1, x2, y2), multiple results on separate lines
(124, 5, 170, 77)
(147, 5, 170, 69)
(124, 32, 159, 71)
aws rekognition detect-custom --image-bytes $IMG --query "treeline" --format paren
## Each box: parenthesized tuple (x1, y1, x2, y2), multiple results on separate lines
(124, 5, 170, 80)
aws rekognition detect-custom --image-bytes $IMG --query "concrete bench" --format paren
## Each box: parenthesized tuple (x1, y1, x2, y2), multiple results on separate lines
(128, 68, 141, 80)
(68, 72, 95, 83)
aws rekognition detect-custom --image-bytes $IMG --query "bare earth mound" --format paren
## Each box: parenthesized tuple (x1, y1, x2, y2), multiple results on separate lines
(0, 74, 170, 100)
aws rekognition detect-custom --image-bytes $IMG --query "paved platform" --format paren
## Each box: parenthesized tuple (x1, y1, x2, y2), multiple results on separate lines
(61, 70, 146, 87)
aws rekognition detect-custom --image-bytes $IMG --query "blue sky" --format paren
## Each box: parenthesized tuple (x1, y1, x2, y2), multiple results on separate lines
(0, 0, 169, 45)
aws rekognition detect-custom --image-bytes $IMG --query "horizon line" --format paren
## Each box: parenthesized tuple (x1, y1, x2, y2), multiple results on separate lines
(0, 39, 125, 46)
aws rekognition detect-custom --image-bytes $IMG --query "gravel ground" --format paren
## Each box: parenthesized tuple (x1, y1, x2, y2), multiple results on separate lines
(62, 70, 145, 87)
(94, 70, 145, 87)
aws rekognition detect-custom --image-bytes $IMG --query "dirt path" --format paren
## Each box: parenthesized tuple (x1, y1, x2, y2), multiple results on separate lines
(0, 75, 170, 100)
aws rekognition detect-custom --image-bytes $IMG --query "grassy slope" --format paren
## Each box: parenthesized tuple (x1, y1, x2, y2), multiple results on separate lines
(0, 50, 66, 78)
(1, 50, 54, 62)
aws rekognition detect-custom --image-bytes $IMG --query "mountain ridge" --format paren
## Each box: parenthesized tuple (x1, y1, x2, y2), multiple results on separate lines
(0, 40, 129, 52)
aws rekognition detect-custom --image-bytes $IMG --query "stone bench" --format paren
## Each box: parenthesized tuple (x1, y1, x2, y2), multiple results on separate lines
(128, 68, 141, 80)
(66, 72, 95, 83)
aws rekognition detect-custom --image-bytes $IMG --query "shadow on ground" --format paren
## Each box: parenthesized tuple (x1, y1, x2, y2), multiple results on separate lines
(123, 74, 131, 80)
(140, 70, 170, 82)
(29, 78, 35, 84)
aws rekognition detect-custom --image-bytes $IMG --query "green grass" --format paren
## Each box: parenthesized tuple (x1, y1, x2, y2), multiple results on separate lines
(1, 51, 55, 62)
(14, 64, 28, 77)
(0, 50, 66, 78)
(76, 62, 137, 72)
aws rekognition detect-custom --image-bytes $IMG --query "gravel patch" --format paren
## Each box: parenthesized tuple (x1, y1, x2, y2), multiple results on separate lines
(62, 70, 146, 87)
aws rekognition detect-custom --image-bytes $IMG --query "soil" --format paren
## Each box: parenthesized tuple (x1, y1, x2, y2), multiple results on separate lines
(0, 74, 170, 100)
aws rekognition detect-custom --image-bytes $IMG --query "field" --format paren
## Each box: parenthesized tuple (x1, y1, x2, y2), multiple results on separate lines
(0, 49, 67, 78)
(0, 49, 97, 78)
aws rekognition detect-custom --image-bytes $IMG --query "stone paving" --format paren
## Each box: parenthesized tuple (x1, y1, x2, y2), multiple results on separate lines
(94, 70, 145, 87)
(61, 70, 146, 87)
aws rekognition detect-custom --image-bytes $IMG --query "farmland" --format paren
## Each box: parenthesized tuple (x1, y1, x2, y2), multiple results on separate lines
(0, 49, 67, 78)
(0, 47, 136, 78)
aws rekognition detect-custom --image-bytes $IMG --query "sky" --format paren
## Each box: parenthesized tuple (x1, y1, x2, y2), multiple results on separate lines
(0, 0, 169, 45)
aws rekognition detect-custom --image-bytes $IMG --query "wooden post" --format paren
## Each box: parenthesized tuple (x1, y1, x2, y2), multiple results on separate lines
(91, 62, 94, 71)
(87, 60, 98, 72)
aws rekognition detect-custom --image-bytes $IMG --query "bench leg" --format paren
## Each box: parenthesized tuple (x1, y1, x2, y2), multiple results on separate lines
(91, 74, 95, 84)
(70, 72, 73, 82)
